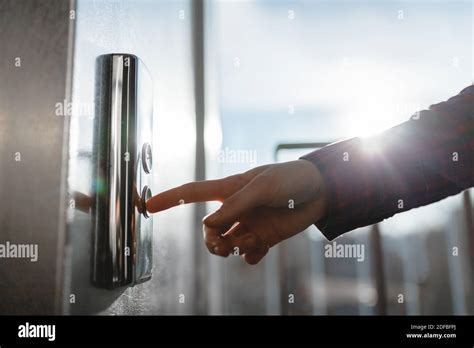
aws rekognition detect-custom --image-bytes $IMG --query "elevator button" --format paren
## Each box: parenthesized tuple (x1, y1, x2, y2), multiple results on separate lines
(141, 185, 152, 218)
(142, 143, 152, 174)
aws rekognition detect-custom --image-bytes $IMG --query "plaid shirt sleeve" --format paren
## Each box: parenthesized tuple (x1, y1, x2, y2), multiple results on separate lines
(301, 85, 474, 240)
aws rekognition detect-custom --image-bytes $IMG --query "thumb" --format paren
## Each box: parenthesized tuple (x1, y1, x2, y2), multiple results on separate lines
(203, 175, 270, 228)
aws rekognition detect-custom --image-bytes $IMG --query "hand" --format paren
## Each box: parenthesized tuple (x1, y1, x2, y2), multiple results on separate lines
(146, 159, 328, 264)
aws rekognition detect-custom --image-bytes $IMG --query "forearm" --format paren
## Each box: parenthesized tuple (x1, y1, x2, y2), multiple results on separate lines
(302, 85, 474, 240)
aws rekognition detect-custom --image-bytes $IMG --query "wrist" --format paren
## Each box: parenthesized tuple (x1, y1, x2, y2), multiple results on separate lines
(298, 159, 328, 222)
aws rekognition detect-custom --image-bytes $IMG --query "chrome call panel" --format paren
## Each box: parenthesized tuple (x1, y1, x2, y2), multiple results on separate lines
(92, 54, 153, 289)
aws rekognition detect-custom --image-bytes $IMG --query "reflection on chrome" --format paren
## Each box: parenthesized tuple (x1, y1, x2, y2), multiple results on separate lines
(90, 54, 154, 289)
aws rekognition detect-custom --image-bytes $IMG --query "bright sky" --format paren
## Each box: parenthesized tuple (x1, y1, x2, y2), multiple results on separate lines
(214, 0, 472, 139)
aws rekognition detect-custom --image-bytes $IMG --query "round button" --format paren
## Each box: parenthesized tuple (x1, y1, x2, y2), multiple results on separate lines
(141, 143, 153, 174)
(141, 185, 152, 218)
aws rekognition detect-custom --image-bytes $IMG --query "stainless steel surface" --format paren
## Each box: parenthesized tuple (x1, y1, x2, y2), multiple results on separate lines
(0, 0, 72, 314)
(141, 186, 152, 219)
(142, 143, 153, 174)
(65, 0, 197, 314)
(92, 54, 153, 289)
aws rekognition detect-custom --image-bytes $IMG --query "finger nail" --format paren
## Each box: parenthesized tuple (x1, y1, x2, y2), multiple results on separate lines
(212, 245, 229, 257)
(145, 199, 151, 212)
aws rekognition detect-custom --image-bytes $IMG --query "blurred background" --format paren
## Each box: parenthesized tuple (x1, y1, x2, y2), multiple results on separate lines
(0, 0, 472, 315)
(203, 0, 473, 315)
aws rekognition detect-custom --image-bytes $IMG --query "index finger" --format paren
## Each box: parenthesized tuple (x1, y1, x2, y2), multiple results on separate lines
(146, 175, 243, 213)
